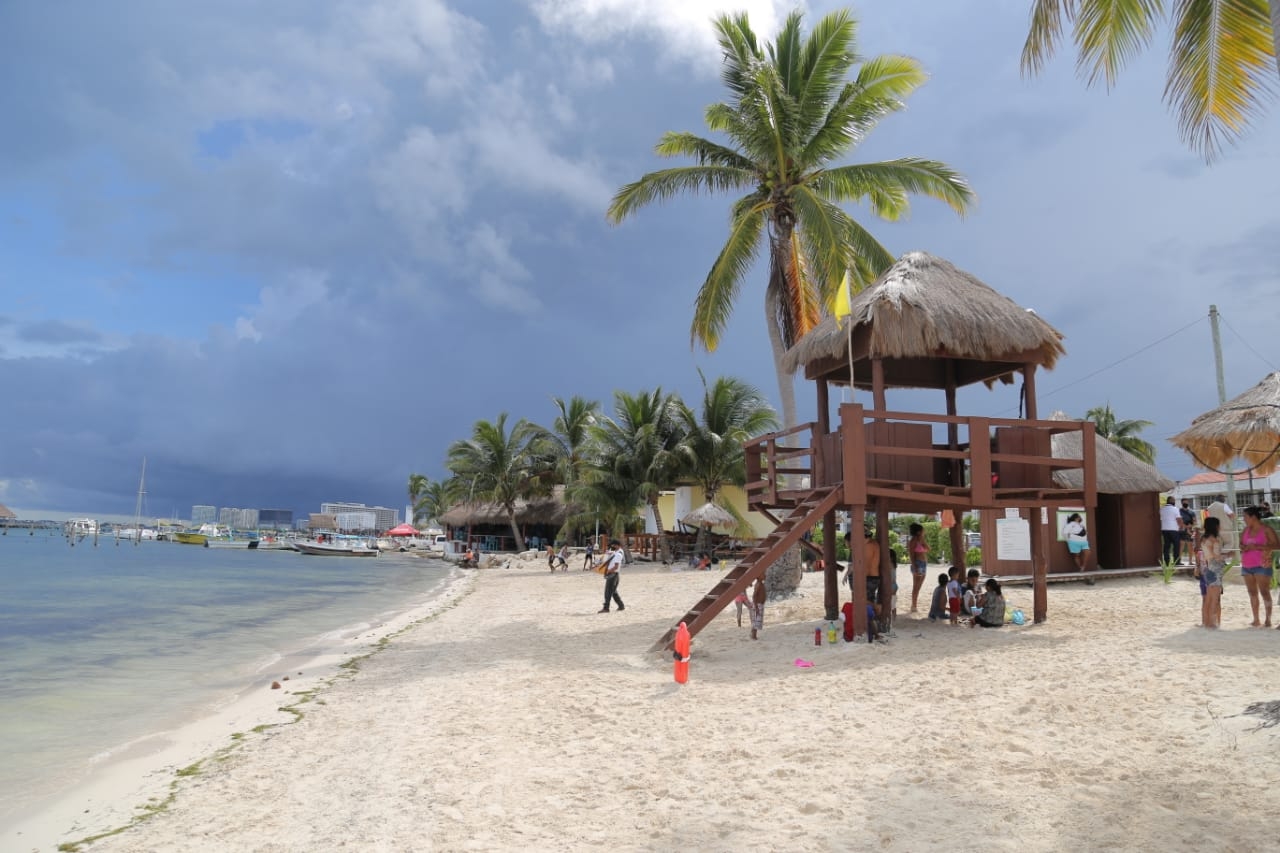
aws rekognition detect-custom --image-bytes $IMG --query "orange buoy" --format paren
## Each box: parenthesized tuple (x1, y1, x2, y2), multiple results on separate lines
(673, 622, 691, 684)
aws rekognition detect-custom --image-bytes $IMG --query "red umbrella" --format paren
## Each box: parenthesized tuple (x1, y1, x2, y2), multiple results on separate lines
(386, 523, 419, 537)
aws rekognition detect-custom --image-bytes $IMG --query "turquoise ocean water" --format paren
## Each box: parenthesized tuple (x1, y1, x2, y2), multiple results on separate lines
(0, 531, 455, 829)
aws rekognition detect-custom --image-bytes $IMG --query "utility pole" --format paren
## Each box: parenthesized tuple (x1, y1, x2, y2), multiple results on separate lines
(1209, 305, 1237, 510)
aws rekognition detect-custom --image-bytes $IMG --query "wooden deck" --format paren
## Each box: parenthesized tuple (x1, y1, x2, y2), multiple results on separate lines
(997, 566, 1194, 585)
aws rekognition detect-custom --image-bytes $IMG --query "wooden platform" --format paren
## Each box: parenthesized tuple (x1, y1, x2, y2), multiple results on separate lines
(997, 565, 1194, 585)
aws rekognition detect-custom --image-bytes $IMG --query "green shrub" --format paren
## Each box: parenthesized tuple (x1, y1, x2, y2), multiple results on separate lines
(965, 547, 982, 568)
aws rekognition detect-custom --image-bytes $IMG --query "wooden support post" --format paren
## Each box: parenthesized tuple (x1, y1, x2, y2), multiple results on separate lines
(1030, 508, 1048, 622)
(876, 499, 891, 615)
(823, 507, 838, 620)
(1023, 364, 1038, 420)
(950, 522, 966, 573)
(945, 361, 960, 486)
(850, 502, 867, 636)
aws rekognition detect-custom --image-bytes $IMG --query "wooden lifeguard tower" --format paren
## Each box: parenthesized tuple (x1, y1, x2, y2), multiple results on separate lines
(655, 252, 1098, 650)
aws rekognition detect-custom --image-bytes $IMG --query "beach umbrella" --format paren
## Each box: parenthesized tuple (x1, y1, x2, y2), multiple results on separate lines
(681, 502, 736, 530)
(1171, 372, 1280, 476)
(386, 523, 420, 537)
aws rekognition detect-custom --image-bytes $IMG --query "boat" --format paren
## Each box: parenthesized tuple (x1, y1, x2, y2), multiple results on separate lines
(254, 534, 298, 551)
(293, 535, 378, 557)
(173, 531, 209, 546)
(65, 518, 98, 537)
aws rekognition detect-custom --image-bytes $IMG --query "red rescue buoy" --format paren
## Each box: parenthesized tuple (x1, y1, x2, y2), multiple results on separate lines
(673, 622, 691, 684)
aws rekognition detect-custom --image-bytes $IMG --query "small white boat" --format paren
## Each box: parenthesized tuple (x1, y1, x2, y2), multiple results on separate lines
(294, 536, 378, 557)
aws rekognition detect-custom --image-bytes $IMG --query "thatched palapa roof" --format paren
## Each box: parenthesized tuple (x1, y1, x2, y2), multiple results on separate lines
(0, 503, 15, 519)
(781, 252, 1066, 389)
(438, 497, 570, 528)
(1048, 412, 1174, 494)
(1171, 372, 1280, 477)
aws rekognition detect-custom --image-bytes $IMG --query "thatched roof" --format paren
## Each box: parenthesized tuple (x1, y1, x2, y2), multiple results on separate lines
(438, 497, 571, 527)
(1049, 412, 1175, 494)
(1170, 372, 1280, 477)
(781, 252, 1066, 389)
(681, 501, 736, 529)
(0, 504, 14, 519)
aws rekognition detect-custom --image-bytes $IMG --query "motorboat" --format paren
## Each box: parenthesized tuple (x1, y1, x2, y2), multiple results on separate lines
(173, 530, 208, 546)
(293, 535, 378, 557)
(65, 518, 98, 537)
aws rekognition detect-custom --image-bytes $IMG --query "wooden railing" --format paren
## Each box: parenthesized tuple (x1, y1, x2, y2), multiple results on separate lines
(745, 405, 1097, 510)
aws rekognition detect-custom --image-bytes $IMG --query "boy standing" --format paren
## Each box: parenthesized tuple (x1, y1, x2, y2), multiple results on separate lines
(946, 566, 962, 626)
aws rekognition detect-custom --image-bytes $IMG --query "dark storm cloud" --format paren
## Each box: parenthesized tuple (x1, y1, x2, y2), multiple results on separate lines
(17, 321, 103, 345)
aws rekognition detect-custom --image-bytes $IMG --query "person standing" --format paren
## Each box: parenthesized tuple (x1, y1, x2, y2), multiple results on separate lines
(599, 542, 625, 613)
(907, 523, 929, 612)
(1239, 506, 1278, 628)
(1159, 497, 1183, 566)
(748, 578, 766, 640)
(1206, 496, 1237, 554)
(1179, 500, 1197, 565)
(1197, 516, 1225, 629)
(582, 540, 595, 571)
(1061, 512, 1092, 572)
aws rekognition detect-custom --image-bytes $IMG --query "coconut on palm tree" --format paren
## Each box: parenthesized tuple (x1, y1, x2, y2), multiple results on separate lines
(1022, 0, 1278, 160)
(1085, 403, 1157, 464)
(445, 414, 547, 552)
(607, 8, 974, 426)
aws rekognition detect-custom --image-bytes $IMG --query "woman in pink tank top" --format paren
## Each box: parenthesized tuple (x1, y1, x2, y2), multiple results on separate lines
(1239, 506, 1279, 628)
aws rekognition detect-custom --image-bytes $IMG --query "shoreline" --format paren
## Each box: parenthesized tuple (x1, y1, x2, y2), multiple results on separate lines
(5, 562, 474, 853)
(24, 557, 1280, 851)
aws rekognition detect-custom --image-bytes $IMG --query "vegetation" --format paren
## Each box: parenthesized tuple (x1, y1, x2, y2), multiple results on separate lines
(607, 8, 973, 426)
(1021, 0, 1279, 161)
(1085, 403, 1157, 464)
(445, 414, 549, 552)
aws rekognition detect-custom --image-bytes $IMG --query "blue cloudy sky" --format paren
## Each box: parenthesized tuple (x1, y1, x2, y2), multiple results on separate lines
(2, 0, 1277, 520)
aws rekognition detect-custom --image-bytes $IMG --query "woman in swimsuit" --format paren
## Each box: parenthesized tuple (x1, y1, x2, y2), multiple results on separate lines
(1238, 506, 1279, 627)
(907, 522, 929, 613)
(1197, 516, 1225, 629)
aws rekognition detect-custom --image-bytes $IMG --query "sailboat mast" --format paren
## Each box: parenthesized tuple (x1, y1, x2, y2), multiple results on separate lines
(134, 457, 147, 545)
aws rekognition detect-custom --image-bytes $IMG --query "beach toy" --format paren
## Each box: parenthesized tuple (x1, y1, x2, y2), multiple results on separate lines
(673, 622, 691, 684)
(794, 658, 815, 668)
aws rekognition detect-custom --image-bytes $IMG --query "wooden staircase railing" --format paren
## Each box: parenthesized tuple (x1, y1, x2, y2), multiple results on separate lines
(651, 486, 843, 652)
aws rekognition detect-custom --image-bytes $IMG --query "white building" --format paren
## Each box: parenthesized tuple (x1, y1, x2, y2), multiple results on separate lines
(336, 511, 378, 532)
(1173, 471, 1280, 514)
(191, 505, 217, 524)
(321, 502, 398, 532)
(218, 507, 260, 530)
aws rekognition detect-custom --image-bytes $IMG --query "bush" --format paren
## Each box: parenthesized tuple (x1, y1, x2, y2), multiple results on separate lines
(965, 547, 983, 568)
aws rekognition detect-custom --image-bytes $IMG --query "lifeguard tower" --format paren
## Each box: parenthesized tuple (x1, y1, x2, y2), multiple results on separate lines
(655, 252, 1098, 650)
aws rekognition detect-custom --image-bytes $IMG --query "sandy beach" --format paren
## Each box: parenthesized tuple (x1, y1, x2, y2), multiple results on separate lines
(23, 556, 1280, 852)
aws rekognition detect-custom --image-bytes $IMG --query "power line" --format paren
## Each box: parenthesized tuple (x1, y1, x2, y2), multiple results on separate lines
(1219, 312, 1280, 374)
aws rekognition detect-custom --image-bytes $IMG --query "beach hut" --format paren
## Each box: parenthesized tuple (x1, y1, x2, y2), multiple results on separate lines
(655, 252, 1099, 649)
(437, 497, 571, 552)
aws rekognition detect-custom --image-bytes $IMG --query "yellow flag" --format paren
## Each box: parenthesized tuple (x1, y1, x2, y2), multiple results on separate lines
(833, 270, 852, 318)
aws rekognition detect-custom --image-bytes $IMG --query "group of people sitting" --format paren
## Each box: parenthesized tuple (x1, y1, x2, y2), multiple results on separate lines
(928, 566, 1006, 627)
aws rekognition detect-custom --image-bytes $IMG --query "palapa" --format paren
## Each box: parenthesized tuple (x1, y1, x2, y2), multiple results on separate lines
(437, 497, 571, 528)
(681, 501, 736, 529)
(1048, 412, 1175, 494)
(781, 251, 1065, 389)
(1170, 372, 1280, 477)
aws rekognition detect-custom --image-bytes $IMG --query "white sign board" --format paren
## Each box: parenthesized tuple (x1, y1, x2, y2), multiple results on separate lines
(1004, 507, 1020, 519)
(996, 517, 1031, 562)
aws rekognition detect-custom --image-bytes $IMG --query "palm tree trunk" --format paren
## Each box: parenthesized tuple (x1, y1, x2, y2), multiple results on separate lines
(650, 498, 672, 563)
(764, 281, 799, 429)
(506, 509, 525, 552)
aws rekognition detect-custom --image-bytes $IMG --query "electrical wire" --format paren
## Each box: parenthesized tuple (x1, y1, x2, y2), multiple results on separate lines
(1219, 313, 1280, 374)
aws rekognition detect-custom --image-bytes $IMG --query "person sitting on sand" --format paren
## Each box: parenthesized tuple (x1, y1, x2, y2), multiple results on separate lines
(696, 552, 712, 571)
(972, 578, 1006, 628)
(1197, 516, 1225, 629)
(748, 578, 767, 640)
(927, 572, 949, 622)
(962, 568, 981, 624)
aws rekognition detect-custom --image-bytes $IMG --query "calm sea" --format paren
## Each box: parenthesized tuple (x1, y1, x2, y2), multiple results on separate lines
(0, 531, 455, 828)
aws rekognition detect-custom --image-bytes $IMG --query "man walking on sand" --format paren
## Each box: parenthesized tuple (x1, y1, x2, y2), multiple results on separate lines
(599, 542, 625, 613)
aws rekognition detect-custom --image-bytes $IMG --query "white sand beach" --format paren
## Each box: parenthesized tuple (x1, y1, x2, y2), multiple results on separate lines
(21, 557, 1280, 852)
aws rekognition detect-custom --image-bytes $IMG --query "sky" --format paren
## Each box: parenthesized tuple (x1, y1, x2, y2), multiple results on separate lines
(2, 0, 1278, 521)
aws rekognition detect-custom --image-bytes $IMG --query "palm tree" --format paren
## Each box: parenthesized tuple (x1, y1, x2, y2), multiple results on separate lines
(414, 478, 455, 529)
(1021, 1, 1278, 161)
(445, 414, 546, 551)
(587, 388, 687, 562)
(542, 395, 600, 485)
(674, 374, 779, 553)
(407, 473, 430, 523)
(1085, 403, 1157, 464)
(607, 9, 974, 426)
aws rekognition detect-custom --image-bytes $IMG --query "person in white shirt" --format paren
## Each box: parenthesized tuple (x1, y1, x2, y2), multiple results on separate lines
(1206, 497, 1237, 552)
(1159, 497, 1183, 566)
(599, 542, 625, 613)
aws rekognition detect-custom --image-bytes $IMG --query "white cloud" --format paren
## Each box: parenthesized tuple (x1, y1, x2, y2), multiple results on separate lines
(465, 224, 542, 313)
(525, 0, 797, 66)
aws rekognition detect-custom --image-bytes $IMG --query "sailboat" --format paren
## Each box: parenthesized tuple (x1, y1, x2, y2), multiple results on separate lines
(115, 459, 157, 544)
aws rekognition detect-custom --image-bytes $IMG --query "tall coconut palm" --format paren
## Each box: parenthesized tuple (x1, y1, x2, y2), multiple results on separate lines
(407, 473, 431, 522)
(414, 478, 455, 529)
(674, 374, 779, 553)
(1085, 403, 1157, 464)
(445, 414, 546, 551)
(588, 388, 686, 562)
(607, 9, 974, 426)
(1022, 1, 1278, 160)
(543, 395, 600, 486)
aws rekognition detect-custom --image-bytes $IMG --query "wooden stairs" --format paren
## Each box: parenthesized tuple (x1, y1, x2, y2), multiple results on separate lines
(652, 486, 842, 652)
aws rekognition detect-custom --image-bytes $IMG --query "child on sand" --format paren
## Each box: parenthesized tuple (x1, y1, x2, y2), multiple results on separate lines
(946, 566, 962, 626)
(963, 568, 981, 624)
(1197, 516, 1225, 629)
(928, 572, 949, 622)
(734, 591, 748, 627)
(907, 522, 929, 612)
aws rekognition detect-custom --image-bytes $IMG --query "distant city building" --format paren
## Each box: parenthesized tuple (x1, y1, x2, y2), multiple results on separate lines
(336, 511, 377, 532)
(219, 507, 260, 530)
(191, 505, 217, 524)
(258, 509, 293, 530)
(320, 502, 399, 532)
